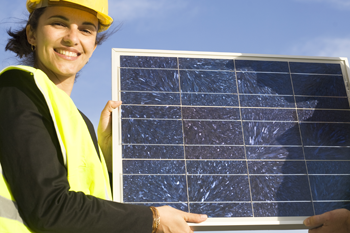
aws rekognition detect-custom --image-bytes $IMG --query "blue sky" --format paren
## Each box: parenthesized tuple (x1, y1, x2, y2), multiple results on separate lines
(1, 0, 350, 232)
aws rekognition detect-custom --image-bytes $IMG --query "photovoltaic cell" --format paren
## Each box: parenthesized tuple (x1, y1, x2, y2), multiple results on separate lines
(116, 53, 350, 220)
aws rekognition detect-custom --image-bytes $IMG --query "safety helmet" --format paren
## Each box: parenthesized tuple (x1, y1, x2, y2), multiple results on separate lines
(26, 0, 113, 32)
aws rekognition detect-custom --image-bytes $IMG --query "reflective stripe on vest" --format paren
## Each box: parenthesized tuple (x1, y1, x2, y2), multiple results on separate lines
(0, 164, 33, 232)
(0, 66, 112, 232)
(0, 165, 25, 225)
(0, 195, 25, 225)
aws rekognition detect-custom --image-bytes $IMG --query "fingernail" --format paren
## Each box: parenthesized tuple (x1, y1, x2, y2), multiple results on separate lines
(200, 214, 208, 220)
(304, 218, 310, 226)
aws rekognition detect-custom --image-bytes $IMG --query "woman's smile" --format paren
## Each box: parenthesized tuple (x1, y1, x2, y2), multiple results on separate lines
(54, 48, 81, 60)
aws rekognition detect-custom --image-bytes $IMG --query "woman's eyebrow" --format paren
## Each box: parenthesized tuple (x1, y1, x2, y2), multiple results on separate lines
(48, 15, 69, 21)
(48, 15, 97, 30)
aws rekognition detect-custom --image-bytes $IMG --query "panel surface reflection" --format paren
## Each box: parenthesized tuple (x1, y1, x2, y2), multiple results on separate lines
(118, 54, 350, 219)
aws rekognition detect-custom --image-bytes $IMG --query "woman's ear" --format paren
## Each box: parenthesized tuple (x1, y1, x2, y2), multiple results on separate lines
(26, 25, 36, 46)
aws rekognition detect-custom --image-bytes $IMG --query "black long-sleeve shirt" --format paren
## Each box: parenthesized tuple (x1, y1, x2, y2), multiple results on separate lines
(0, 69, 153, 233)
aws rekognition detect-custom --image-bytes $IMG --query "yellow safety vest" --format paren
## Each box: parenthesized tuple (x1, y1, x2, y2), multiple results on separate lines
(0, 66, 112, 233)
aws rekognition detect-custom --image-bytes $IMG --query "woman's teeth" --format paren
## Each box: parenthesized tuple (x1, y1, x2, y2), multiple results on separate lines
(56, 49, 78, 57)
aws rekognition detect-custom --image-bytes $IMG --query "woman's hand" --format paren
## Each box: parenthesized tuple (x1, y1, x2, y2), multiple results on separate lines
(156, 206, 207, 233)
(97, 100, 122, 172)
(304, 208, 350, 233)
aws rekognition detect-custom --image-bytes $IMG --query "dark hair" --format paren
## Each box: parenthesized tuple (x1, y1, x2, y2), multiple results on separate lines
(5, 7, 118, 67)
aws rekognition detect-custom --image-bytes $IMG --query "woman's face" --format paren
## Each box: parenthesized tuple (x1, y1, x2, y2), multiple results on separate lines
(27, 5, 98, 79)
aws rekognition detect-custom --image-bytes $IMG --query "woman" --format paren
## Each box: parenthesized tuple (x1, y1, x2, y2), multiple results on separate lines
(0, 0, 207, 232)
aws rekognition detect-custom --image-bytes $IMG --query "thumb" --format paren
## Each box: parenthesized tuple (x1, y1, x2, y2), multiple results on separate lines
(101, 100, 122, 117)
(304, 215, 324, 228)
(183, 213, 208, 223)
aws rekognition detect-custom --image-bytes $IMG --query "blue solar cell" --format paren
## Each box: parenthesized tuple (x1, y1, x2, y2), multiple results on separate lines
(121, 55, 177, 68)
(121, 69, 179, 92)
(254, 202, 314, 217)
(185, 146, 245, 159)
(121, 92, 180, 105)
(179, 58, 235, 70)
(180, 70, 236, 93)
(123, 160, 186, 174)
(190, 203, 253, 217)
(123, 175, 187, 202)
(181, 93, 239, 106)
(123, 145, 184, 159)
(183, 120, 243, 145)
(187, 175, 250, 202)
(243, 122, 302, 145)
(241, 108, 297, 121)
(307, 161, 350, 174)
(292, 74, 347, 96)
(304, 147, 350, 160)
(186, 161, 247, 174)
(314, 202, 350, 215)
(298, 110, 350, 122)
(289, 62, 342, 74)
(300, 123, 350, 146)
(237, 73, 293, 95)
(246, 146, 304, 160)
(296, 97, 349, 109)
(235, 60, 289, 73)
(248, 161, 307, 174)
(122, 119, 183, 144)
(182, 107, 240, 120)
(122, 106, 182, 119)
(310, 176, 350, 200)
(250, 175, 311, 201)
(239, 95, 295, 108)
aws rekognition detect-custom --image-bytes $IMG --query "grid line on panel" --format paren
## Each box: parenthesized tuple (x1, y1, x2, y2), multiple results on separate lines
(288, 61, 316, 216)
(122, 158, 350, 162)
(120, 65, 344, 77)
(123, 173, 350, 176)
(313, 200, 350, 202)
(233, 59, 255, 217)
(122, 143, 350, 148)
(309, 174, 350, 176)
(122, 102, 350, 110)
(121, 90, 348, 98)
(125, 200, 314, 203)
(236, 70, 343, 77)
(177, 57, 191, 213)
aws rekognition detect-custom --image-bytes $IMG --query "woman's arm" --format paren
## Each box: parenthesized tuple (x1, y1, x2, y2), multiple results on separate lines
(0, 70, 153, 233)
(97, 100, 208, 233)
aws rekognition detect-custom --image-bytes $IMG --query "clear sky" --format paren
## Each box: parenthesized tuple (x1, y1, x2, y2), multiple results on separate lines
(1, 0, 350, 232)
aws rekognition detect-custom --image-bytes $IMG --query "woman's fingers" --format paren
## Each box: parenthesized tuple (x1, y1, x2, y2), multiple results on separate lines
(183, 212, 207, 223)
(156, 206, 207, 233)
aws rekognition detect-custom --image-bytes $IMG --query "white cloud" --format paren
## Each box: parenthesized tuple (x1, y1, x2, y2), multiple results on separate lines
(294, 0, 350, 10)
(109, 0, 189, 21)
(289, 37, 350, 59)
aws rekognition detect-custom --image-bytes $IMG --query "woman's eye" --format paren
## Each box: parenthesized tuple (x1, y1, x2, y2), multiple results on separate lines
(82, 29, 91, 34)
(53, 22, 65, 27)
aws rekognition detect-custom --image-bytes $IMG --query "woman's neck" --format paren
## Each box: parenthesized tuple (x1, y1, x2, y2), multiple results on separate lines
(34, 62, 75, 96)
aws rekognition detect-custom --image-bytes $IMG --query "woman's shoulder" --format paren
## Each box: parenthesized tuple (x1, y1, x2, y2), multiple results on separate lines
(0, 65, 35, 82)
(0, 66, 49, 109)
(0, 65, 40, 88)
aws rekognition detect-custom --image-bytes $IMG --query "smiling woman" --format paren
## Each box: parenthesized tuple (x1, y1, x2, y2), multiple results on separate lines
(0, 0, 207, 233)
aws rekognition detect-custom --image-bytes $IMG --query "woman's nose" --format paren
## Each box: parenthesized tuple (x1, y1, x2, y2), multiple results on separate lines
(62, 27, 79, 46)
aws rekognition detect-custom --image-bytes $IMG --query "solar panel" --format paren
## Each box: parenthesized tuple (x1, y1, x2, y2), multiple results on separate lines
(111, 49, 350, 230)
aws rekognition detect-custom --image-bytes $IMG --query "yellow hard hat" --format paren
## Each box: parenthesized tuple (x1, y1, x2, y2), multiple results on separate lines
(26, 0, 113, 32)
